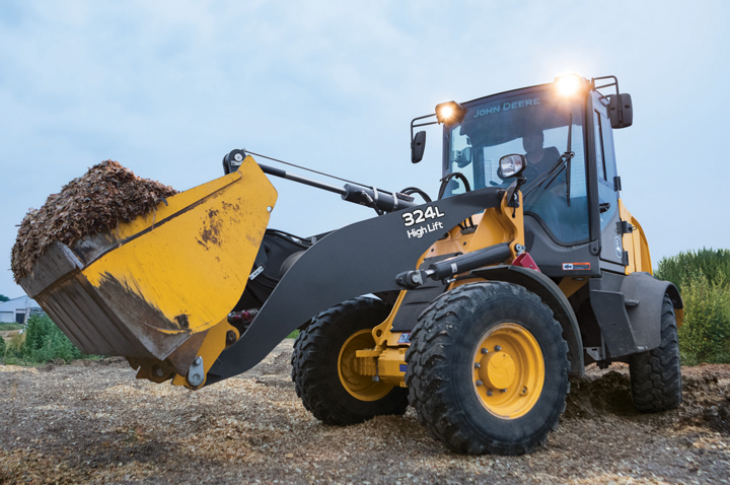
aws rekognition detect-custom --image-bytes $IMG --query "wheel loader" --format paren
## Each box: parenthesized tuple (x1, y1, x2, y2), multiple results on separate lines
(18, 74, 683, 455)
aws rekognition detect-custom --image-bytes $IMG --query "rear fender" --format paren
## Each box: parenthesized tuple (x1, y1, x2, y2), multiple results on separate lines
(589, 272, 683, 358)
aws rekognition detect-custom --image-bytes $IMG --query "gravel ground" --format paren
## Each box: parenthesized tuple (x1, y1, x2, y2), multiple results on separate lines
(1, 341, 728, 485)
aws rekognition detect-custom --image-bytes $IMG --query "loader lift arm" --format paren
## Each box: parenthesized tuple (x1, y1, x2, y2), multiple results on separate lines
(206, 182, 505, 384)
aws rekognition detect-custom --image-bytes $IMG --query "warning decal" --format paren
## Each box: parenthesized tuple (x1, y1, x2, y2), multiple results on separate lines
(562, 262, 591, 271)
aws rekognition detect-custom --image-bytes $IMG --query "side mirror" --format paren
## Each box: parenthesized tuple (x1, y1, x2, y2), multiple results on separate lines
(411, 130, 427, 164)
(608, 93, 633, 129)
(499, 154, 527, 178)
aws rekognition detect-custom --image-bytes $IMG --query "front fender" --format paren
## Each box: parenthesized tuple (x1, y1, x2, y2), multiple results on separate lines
(471, 265, 585, 377)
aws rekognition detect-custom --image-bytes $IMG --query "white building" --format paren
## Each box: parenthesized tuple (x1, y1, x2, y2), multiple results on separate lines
(0, 296, 43, 324)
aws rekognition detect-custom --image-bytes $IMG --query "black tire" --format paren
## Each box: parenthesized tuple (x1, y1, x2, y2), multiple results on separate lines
(629, 295, 682, 413)
(405, 281, 570, 455)
(291, 297, 409, 425)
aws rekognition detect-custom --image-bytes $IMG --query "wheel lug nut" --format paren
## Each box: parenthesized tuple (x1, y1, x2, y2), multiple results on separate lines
(487, 389, 493, 396)
(475, 380, 483, 387)
(500, 389, 507, 393)
(494, 345, 501, 351)
(481, 348, 488, 354)
(474, 363, 481, 369)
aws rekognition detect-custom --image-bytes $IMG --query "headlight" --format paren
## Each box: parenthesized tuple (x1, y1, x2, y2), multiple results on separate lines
(499, 154, 527, 178)
(435, 101, 467, 125)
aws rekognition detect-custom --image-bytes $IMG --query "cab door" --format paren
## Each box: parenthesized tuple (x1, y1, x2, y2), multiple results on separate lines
(589, 92, 625, 268)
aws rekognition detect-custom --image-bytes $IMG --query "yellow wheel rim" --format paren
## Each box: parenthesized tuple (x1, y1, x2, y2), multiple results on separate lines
(472, 323, 545, 419)
(338, 329, 393, 401)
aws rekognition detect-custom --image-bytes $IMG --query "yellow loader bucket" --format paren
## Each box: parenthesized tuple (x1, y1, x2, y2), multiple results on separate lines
(19, 156, 276, 383)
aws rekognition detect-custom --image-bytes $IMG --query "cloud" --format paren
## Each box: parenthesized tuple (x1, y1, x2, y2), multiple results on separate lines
(0, 0, 728, 295)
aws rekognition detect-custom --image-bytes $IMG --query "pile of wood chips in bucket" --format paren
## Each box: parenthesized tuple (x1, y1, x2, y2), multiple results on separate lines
(11, 160, 177, 282)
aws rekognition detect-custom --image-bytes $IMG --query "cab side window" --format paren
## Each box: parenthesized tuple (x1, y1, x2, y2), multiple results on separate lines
(593, 106, 618, 229)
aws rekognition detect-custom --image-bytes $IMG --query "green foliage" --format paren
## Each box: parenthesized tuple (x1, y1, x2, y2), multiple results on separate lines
(22, 314, 85, 363)
(0, 334, 5, 356)
(0, 314, 93, 364)
(0, 294, 9, 302)
(287, 330, 300, 339)
(0, 323, 24, 331)
(676, 271, 730, 365)
(655, 248, 730, 291)
(656, 248, 730, 365)
(4, 332, 25, 359)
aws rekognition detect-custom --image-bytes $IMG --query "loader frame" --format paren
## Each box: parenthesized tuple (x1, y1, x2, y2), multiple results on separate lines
(19, 74, 683, 399)
(209, 76, 684, 389)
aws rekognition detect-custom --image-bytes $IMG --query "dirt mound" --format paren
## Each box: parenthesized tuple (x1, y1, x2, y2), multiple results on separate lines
(11, 160, 177, 282)
(563, 363, 730, 438)
(564, 370, 635, 418)
(699, 397, 730, 434)
(675, 366, 730, 435)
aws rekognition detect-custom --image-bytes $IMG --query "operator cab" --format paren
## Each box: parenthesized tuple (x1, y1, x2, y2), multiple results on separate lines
(424, 75, 633, 277)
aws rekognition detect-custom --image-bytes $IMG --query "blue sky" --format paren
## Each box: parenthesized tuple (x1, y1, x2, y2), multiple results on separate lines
(1, 1, 728, 297)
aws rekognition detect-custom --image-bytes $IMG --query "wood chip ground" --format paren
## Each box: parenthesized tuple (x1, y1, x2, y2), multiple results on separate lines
(1, 343, 728, 484)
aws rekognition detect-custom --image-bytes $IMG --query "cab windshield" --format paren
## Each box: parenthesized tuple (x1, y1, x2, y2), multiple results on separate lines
(443, 85, 589, 243)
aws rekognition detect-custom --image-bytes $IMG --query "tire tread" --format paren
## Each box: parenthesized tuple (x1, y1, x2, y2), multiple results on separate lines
(629, 295, 682, 413)
(405, 281, 570, 455)
(291, 297, 409, 426)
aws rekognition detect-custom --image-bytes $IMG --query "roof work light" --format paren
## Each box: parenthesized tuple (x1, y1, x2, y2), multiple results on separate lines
(554, 74, 586, 97)
(435, 101, 467, 125)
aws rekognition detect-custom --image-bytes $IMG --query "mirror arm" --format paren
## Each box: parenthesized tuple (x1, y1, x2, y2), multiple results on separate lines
(410, 113, 437, 164)
(410, 114, 437, 145)
(506, 177, 527, 208)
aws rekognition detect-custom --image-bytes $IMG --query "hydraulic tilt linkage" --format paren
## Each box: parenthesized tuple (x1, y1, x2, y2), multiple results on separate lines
(223, 148, 419, 215)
